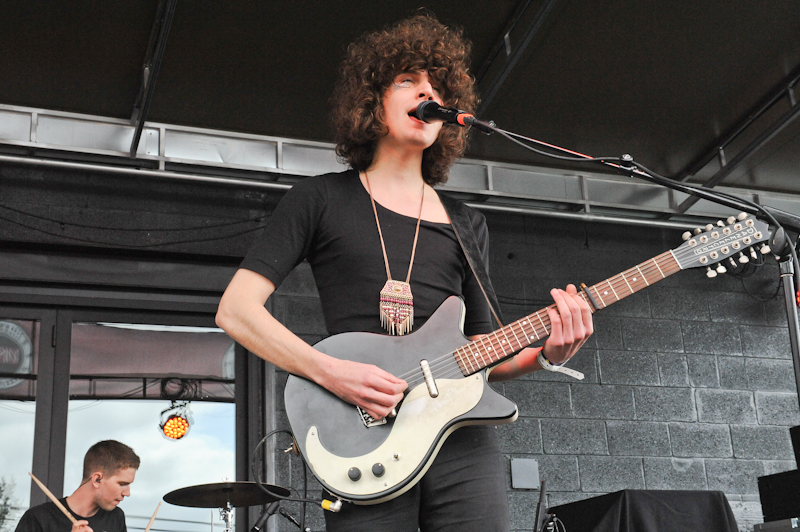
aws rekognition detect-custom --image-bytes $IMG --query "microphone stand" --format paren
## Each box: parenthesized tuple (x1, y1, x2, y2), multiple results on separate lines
(474, 120, 800, 413)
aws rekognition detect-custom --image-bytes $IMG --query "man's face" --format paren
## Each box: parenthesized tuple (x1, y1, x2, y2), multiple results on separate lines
(93, 467, 136, 511)
(379, 70, 444, 151)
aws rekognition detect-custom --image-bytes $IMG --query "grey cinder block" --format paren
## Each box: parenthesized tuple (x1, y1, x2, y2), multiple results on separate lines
(730, 425, 794, 460)
(541, 419, 608, 455)
(755, 392, 800, 425)
(578, 456, 645, 492)
(621, 319, 684, 352)
(681, 320, 742, 356)
(598, 351, 660, 386)
(643, 457, 707, 490)
(696, 389, 757, 424)
(606, 421, 671, 456)
(572, 384, 634, 420)
(740, 325, 791, 359)
(705, 459, 764, 494)
(634, 387, 697, 422)
(668, 422, 732, 458)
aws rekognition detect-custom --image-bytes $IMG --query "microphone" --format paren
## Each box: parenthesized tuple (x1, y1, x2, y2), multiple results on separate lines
(409, 101, 495, 134)
(250, 501, 280, 532)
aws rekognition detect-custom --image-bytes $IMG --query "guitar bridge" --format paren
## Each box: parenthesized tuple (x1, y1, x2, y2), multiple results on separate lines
(357, 406, 388, 428)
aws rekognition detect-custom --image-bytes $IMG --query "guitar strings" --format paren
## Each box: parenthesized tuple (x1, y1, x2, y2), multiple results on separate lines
(394, 225, 763, 388)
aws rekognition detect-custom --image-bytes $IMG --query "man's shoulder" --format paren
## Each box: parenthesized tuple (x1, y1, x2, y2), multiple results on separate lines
(284, 169, 358, 203)
(15, 501, 67, 532)
(20, 501, 61, 519)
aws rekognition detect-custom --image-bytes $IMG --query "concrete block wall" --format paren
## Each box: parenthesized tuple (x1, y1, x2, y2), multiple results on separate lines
(267, 212, 800, 532)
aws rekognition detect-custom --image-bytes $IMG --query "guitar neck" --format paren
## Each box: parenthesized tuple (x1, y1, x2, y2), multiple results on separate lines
(455, 249, 682, 376)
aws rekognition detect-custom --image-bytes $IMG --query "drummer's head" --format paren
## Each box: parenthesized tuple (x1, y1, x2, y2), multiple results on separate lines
(82, 440, 140, 482)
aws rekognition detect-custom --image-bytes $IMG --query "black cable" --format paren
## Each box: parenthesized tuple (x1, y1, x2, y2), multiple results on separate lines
(481, 121, 800, 296)
(0, 202, 267, 232)
(0, 211, 266, 247)
(251, 429, 321, 506)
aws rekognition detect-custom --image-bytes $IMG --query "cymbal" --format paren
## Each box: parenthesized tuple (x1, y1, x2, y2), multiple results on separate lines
(163, 481, 291, 508)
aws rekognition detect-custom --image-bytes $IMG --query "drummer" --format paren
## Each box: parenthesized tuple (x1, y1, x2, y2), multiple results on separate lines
(16, 441, 140, 532)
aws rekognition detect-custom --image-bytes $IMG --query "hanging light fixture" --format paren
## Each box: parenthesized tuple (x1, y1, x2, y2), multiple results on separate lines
(159, 401, 193, 441)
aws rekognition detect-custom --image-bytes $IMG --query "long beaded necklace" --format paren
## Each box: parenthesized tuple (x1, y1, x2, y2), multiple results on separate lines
(364, 172, 424, 335)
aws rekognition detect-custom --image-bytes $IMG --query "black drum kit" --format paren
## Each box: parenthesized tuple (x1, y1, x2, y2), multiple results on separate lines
(163, 481, 297, 531)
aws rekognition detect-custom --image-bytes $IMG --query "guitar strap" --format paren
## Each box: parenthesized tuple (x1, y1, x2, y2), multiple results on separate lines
(438, 192, 505, 328)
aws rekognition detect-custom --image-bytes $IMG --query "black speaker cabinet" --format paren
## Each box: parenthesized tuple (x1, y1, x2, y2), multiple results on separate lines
(758, 469, 800, 523)
(790, 425, 800, 466)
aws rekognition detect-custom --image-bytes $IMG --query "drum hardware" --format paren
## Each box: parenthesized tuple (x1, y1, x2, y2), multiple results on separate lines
(163, 481, 294, 531)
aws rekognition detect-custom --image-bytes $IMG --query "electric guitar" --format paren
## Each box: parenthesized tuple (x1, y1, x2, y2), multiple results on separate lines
(284, 214, 772, 504)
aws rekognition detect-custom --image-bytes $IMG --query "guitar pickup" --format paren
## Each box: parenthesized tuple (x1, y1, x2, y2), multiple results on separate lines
(420, 359, 439, 398)
(357, 406, 388, 428)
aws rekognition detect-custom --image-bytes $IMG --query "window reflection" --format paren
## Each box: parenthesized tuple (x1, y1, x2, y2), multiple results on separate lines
(0, 319, 39, 531)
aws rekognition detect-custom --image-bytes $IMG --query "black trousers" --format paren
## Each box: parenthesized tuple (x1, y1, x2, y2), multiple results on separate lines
(324, 426, 510, 532)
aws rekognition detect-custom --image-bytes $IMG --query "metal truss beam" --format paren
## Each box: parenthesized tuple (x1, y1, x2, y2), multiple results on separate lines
(129, 0, 178, 157)
(674, 66, 800, 214)
(3, 103, 800, 231)
(475, 0, 561, 118)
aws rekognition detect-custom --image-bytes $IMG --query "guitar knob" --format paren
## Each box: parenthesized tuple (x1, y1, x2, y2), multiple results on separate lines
(706, 267, 717, 278)
(372, 463, 385, 477)
(348, 467, 362, 481)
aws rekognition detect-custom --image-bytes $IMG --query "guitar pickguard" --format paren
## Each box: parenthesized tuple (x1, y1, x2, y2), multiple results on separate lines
(305, 374, 484, 500)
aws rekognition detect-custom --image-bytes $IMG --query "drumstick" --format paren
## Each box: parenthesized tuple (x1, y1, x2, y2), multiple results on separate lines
(143, 502, 162, 532)
(28, 472, 78, 524)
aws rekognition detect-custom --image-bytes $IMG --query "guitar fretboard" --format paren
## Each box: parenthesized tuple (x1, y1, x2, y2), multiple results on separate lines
(454, 250, 682, 375)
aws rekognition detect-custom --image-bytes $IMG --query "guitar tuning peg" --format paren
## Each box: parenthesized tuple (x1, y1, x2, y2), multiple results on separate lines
(737, 212, 748, 221)
(738, 251, 749, 264)
(706, 267, 717, 278)
(750, 248, 758, 260)
(693, 228, 703, 235)
(727, 216, 736, 225)
(760, 244, 771, 255)
(728, 257, 738, 269)
(716, 264, 727, 274)
(705, 224, 714, 231)
(682, 231, 692, 241)
(717, 220, 725, 227)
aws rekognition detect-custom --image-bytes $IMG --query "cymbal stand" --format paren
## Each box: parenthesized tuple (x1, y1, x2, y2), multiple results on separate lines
(219, 502, 233, 532)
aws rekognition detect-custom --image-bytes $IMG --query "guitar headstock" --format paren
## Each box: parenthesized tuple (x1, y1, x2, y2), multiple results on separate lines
(673, 213, 772, 277)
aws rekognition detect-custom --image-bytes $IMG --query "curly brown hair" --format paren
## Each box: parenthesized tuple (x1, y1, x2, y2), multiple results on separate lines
(330, 14, 478, 186)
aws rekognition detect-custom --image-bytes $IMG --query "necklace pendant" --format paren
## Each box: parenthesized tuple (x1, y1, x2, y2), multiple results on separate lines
(379, 279, 414, 335)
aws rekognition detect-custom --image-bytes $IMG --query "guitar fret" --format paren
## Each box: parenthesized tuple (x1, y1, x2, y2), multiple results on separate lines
(606, 279, 619, 300)
(508, 325, 523, 350)
(653, 258, 665, 278)
(467, 342, 483, 368)
(482, 336, 500, 362)
(621, 272, 634, 294)
(536, 312, 548, 335)
(498, 328, 513, 353)
(461, 346, 475, 373)
(593, 285, 607, 307)
(636, 265, 650, 286)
